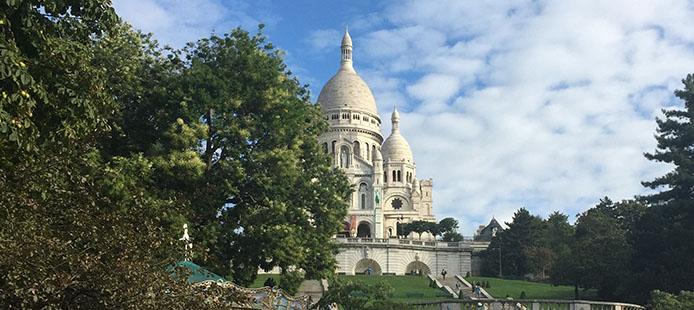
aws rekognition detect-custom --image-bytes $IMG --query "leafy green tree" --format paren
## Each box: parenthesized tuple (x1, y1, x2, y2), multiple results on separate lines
(146, 28, 353, 286)
(311, 277, 410, 310)
(0, 153, 236, 309)
(542, 211, 574, 254)
(647, 290, 694, 310)
(524, 246, 555, 279)
(0, 0, 119, 161)
(482, 208, 544, 278)
(437, 217, 459, 235)
(434, 217, 461, 240)
(401, 220, 430, 240)
(442, 231, 464, 242)
(0, 2, 234, 307)
(549, 204, 629, 300)
(2, 0, 348, 307)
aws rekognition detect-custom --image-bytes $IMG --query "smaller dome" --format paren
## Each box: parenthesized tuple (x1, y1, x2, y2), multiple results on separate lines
(381, 106, 414, 163)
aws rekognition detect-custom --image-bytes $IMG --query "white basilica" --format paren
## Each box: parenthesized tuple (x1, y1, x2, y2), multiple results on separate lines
(317, 28, 435, 240)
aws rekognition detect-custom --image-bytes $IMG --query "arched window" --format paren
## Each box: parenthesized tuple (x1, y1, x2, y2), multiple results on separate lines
(384, 171, 387, 183)
(340, 145, 350, 168)
(365, 143, 370, 160)
(397, 170, 401, 182)
(331, 141, 336, 154)
(353, 141, 360, 158)
(392, 170, 396, 182)
(372, 145, 376, 158)
(322, 142, 328, 154)
(361, 194, 366, 209)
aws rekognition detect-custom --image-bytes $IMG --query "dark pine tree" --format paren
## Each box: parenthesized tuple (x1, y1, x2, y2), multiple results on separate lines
(629, 74, 694, 303)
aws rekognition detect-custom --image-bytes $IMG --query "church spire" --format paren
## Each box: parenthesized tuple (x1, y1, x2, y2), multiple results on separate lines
(340, 26, 354, 72)
(391, 105, 400, 132)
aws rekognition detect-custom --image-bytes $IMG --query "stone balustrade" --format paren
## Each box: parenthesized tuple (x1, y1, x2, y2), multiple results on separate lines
(336, 236, 477, 249)
(407, 299, 645, 310)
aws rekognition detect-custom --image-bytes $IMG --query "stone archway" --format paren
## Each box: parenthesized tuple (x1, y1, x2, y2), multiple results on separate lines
(357, 222, 371, 238)
(354, 258, 382, 275)
(405, 261, 431, 275)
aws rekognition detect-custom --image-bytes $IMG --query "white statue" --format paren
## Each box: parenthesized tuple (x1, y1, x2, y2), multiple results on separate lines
(180, 223, 193, 261)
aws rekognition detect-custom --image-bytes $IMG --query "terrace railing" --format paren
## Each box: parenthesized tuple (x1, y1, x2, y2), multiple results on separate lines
(334, 236, 479, 249)
(407, 299, 645, 310)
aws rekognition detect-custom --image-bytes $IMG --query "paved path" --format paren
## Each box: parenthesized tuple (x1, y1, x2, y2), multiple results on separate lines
(437, 275, 477, 299)
(297, 280, 323, 302)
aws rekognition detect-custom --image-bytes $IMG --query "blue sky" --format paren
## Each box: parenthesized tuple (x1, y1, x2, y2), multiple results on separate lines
(113, 0, 694, 235)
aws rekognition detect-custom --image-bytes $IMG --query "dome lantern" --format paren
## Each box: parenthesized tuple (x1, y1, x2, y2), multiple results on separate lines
(316, 27, 379, 117)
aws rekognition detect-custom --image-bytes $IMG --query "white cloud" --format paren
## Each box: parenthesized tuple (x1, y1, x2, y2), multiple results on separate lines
(307, 29, 342, 52)
(112, 0, 694, 236)
(356, 0, 694, 234)
(113, 0, 265, 48)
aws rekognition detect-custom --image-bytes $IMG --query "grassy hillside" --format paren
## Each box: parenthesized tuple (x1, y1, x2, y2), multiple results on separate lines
(250, 274, 596, 302)
(467, 276, 597, 300)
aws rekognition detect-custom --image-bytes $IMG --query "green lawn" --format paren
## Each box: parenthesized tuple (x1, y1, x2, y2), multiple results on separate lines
(466, 277, 597, 300)
(251, 274, 594, 302)
(338, 275, 450, 303)
(250, 274, 276, 288)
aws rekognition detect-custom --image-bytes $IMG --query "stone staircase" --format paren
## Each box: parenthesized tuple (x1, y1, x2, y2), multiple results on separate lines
(432, 275, 490, 300)
(297, 279, 324, 303)
(454, 275, 492, 299)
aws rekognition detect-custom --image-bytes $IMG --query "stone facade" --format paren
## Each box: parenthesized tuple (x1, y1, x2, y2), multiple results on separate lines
(334, 238, 473, 276)
(317, 27, 435, 241)
(317, 28, 491, 276)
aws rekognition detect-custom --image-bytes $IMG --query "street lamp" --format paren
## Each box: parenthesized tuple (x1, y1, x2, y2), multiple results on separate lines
(397, 215, 405, 239)
(498, 236, 503, 278)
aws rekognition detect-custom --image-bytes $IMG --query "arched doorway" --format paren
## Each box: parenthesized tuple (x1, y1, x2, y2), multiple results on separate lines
(354, 258, 382, 275)
(357, 222, 371, 238)
(406, 261, 431, 275)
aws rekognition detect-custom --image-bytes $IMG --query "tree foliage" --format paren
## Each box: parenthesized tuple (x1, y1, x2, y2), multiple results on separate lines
(625, 74, 694, 302)
(400, 218, 459, 240)
(1, 1, 352, 307)
(482, 208, 544, 278)
(311, 277, 410, 310)
(647, 290, 694, 310)
(144, 29, 353, 286)
(0, 0, 119, 159)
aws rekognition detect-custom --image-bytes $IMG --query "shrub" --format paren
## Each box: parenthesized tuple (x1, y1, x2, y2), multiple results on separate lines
(263, 277, 277, 288)
(520, 291, 527, 299)
(465, 271, 471, 278)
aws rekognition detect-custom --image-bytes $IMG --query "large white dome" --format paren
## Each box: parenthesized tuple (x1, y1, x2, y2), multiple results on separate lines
(316, 27, 378, 116)
(317, 70, 378, 115)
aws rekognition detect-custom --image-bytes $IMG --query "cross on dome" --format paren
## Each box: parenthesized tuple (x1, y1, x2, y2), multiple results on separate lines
(392, 105, 400, 132)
